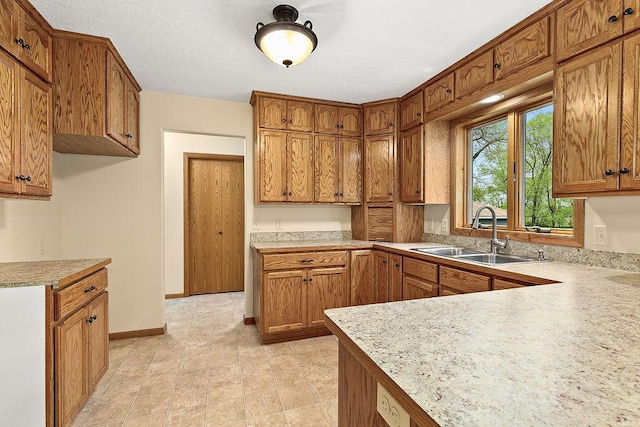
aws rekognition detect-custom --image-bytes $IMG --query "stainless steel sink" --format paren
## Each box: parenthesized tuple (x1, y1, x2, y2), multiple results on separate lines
(412, 247, 482, 256)
(453, 253, 539, 265)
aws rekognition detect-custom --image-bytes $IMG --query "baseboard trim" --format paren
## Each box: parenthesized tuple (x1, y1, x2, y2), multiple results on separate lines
(109, 323, 167, 340)
(165, 293, 187, 299)
(243, 316, 255, 325)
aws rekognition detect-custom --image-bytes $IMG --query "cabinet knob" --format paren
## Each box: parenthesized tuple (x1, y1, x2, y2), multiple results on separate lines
(86, 315, 97, 324)
(23, 44, 30, 50)
(25, 176, 31, 182)
(15, 38, 24, 46)
(84, 285, 96, 293)
(382, 260, 386, 264)
(282, 118, 287, 123)
(288, 119, 292, 123)
(283, 191, 287, 196)
(15, 175, 26, 181)
(308, 278, 313, 282)
(339, 192, 344, 196)
(389, 122, 394, 127)
(623, 7, 634, 15)
(416, 190, 420, 194)
(445, 88, 452, 94)
(395, 263, 400, 268)
(126, 133, 133, 139)
(303, 278, 307, 282)
(494, 63, 501, 69)
(335, 124, 340, 128)
(620, 167, 630, 174)
(608, 14, 618, 22)
(340, 124, 344, 129)
(416, 112, 421, 117)
(334, 192, 339, 196)
(218, 231, 223, 235)
(605, 169, 615, 176)
(288, 192, 292, 196)
(388, 192, 393, 196)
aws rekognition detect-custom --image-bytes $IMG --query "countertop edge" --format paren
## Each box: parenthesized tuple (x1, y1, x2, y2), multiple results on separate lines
(56, 258, 112, 289)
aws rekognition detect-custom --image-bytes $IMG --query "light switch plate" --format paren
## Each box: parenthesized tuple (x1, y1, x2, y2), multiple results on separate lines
(593, 225, 609, 246)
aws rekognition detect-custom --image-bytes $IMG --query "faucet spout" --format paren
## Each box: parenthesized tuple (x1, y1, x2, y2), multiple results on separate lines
(471, 205, 509, 254)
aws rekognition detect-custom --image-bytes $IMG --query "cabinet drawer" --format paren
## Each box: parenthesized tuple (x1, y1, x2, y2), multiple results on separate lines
(263, 251, 347, 271)
(54, 269, 108, 320)
(493, 278, 527, 290)
(439, 266, 490, 293)
(403, 257, 437, 282)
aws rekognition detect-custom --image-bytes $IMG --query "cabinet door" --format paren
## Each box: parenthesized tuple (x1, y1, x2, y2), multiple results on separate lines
(17, 7, 51, 82)
(374, 251, 389, 302)
(258, 130, 287, 202)
(315, 103, 339, 134)
(364, 101, 396, 136)
(424, 73, 454, 112)
(124, 81, 140, 154)
(455, 50, 494, 98)
(556, 0, 624, 61)
(621, 32, 640, 190)
(623, 0, 640, 33)
(263, 270, 306, 333)
(339, 137, 362, 203)
(339, 107, 362, 137)
(400, 92, 423, 131)
(389, 254, 403, 302)
(553, 43, 621, 196)
(399, 126, 424, 203)
(87, 292, 108, 392)
(307, 267, 348, 327)
(350, 250, 377, 306)
(258, 97, 287, 130)
(403, 276, 437, 300)
(287, 100, 313, 132)
(0, 50, 19, 195)
(106, 53, 126, 145)
(55, 306, 88, 427)
(20, 67, 51, 197)
(314, 135, 339, 202)
(365, 135, 394, 202)
(493, 279, 526, 290)
(494, 16, 550, 80)
(0, 0, 18, 57)
(287, 132, 314, 202)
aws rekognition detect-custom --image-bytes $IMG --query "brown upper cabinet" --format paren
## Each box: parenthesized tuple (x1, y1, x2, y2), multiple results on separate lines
(494, 16, 551, 80)
(0, 49, 52, 199)
(364, 100, 396, 135)
(0, 0, 51, 82)
(424, 73, 454, 113)
(314, 135, 362, 204)
(455, 50, 495, 99)
(315, 103, 362, 136)
(365, 134, 395, 203)
(554, 32, 640, 196)
(557, 0, 640, 62)
(400, 91, 423, 131)
(259, 97, 314, 132)
(52, 31, 141, 157)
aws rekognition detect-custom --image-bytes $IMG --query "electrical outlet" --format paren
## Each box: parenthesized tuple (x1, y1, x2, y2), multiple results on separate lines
(426, 218, 434, 232)
(38, 238, 45, 255)
(275, 218, 283, 230)
(593, 225, 609, 246)
(377, 383, 409, 427)
(441, 219, 448, 233)
(252, 218, 260, 230)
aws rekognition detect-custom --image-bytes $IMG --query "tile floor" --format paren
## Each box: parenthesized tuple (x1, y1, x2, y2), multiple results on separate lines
(70, 292, 339, 427)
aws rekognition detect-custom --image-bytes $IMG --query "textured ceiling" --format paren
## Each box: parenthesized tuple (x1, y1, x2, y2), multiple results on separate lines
(30, 0, 554, 104)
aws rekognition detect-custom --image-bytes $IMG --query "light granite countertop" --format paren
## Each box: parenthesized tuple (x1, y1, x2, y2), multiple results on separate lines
(326, 261, 640, 426)
(0, 258, 111, 289)
(251, 239, 375, 253)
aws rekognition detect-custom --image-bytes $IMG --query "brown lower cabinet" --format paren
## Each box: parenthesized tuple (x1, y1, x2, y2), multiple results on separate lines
(403, 257, 438, 300)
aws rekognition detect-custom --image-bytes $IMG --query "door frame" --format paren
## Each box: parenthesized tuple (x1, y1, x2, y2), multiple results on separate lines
(183, 153, 245, 296)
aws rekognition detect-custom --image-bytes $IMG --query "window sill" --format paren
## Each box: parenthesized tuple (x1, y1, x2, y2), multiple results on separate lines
(450, 226, 583, 248)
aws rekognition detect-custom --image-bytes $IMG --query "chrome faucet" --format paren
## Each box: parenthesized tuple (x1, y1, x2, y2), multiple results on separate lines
(471, 206, 509, 254)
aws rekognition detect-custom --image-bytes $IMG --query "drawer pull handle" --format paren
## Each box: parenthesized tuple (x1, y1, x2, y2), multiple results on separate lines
(84, 285, 97, 293)
(86, 315, 97, 324)
(300, 259, 313, 263)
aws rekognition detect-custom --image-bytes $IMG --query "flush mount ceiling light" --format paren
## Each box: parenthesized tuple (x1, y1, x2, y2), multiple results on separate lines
(255, 5, 318, 68)
(480, 94, 505, 104)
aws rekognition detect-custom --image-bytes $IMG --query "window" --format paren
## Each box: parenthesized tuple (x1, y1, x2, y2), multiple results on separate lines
(452, 90, 584, 247)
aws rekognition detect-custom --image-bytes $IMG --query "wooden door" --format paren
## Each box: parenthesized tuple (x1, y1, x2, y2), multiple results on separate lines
(364, 101, 396, 136)
(86, 292, 108, 392)
(400, 92, 423, 131)
(314, 135, 339, 202)
(0, 0, 18, 57)
(55, 306, 87, 427)
(623, 0, 640, 33)
(553, 42, 621, 196)
(124, 81, 140, 154)
(455, 50, 494, 98)
(339, 107, 362, 136)
(494, 16, 550, 80)
(399, 126, 424, 203)
(389, 254, 403, 302)
(621, 32, 640, 190)
(20, 67, 51, 197)
(258, 130, 287, 202)
(424, 73, 454, 112)
(187, 155, 244, 295)
(556, 0, 624, 61)
(106, 52, 126, 145)
(374, 251, 389, 302)
(258, 97, 287, 130)
(350, 250, 384, 306)
(365, 135, 394, 202)
(287, 100, 313, 132)
(315, 103, 339, 134)
(307, 267, 348, 327)
(0, 50, 19, 195)
(263, 270, 306, 333)
(339, 137, 362, 203)
(287, 132, 314, 202)
(17, 6, 51, 81)
(403, 276, 436, 300)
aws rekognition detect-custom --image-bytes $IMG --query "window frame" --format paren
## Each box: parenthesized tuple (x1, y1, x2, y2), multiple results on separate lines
(451, 85, 584, 248)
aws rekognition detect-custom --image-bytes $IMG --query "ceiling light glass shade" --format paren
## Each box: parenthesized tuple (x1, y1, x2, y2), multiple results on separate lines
(255, 5, 318, 68)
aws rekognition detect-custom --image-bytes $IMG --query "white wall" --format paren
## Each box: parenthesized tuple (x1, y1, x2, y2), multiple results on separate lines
(163, 132, 245, 297)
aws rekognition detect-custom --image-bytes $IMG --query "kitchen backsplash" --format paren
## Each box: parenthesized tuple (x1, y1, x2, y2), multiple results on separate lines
(423, 233, 640, 273)
(250, 231, 352, 242)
